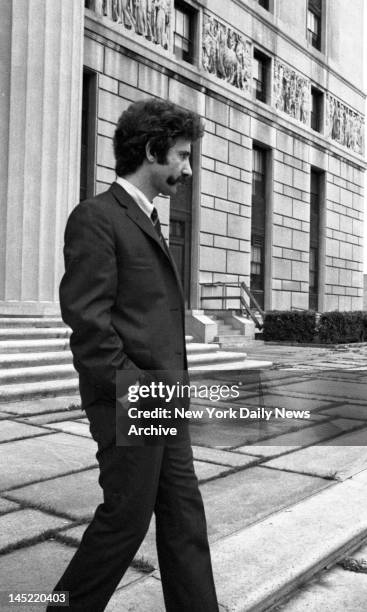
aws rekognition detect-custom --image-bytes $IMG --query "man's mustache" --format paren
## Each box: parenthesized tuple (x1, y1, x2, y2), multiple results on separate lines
(166, 175, 189, 186)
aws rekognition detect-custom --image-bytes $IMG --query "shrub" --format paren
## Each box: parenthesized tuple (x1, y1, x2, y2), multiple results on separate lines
(318, 311, 367, 343)
(263, 311, 317, 342)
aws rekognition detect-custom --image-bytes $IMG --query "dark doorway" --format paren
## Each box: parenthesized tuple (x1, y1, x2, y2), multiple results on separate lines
(80, 70, 96, 202)
(169, 177, 192, 307)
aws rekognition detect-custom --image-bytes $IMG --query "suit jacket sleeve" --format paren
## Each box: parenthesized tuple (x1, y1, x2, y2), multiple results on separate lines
(59, 201, 141, 398)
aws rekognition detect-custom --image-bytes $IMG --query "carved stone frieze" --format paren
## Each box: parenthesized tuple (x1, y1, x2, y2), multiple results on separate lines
(202, 14, 252, 93)
(326, 94, 364, 155)
(86, 0, 172, 51)
(273, 60, 310, 125)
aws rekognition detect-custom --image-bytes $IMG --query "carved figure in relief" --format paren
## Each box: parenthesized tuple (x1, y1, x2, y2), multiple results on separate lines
(135, 0, 146, 35)
(325, 95, 334, 138)
(235, 35, 250, 91)
(120, 0, 134, 28)
(155, 0, 168, 48)
(299, 81, 309, 124)
(202, 16, 218, 74)
(145, 0, 154, 39)
(103, 0, 112, 18)
(202, 14, 251, 93)
(216, 26, 238, 85)
(344, 110, 352, 148)
(326, 94, 364, 154)
(273, 61, 310, 125)
(93, 0, 104, 14)
(273, 62, 284, 111)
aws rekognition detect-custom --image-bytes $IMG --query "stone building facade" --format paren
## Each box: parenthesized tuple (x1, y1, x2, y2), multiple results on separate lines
(0, 0, 365, 320)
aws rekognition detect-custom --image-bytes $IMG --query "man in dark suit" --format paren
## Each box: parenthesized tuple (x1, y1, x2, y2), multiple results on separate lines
(48, 99, 219, 611)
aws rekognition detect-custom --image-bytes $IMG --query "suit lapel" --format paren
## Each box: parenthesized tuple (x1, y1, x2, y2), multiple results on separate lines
(109, 182, 185, 304)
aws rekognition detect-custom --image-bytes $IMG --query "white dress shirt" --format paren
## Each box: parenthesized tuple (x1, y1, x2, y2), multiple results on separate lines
(116, 176, 154, 220)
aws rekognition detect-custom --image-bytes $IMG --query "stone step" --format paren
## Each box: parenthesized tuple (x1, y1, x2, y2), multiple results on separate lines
(0, 317, 66, 328)
(0, 379, 79, 402)
(214, 334, 246, 343)
(188, 350, 247, 366)
(0, 364, 77, 385)
(186, 343, 221, 354)
(0, 327, 71, 341)
(0, 346, 224, 367)
(190, 358, 272, 371)
(0, 338, 70, 353)
(0, 355, 271, 402)
(217, 323, 235, 331)
(0, 351, 72, 368)
(212, 469, 367, 612)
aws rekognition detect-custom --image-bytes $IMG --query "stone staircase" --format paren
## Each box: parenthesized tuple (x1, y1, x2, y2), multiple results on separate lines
(0, 317, 270, 403)
(213, 320, 247, 347)
(209, 313, 256, 348)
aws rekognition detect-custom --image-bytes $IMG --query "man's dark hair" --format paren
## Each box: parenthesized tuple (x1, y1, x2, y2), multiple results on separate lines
(113, 98, 204, 176)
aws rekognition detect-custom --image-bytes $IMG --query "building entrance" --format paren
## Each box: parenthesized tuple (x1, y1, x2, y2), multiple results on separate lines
(169, 178, 192, 308)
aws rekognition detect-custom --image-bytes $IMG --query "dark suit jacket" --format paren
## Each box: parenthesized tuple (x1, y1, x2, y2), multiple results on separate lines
(59, 182, 187, 408)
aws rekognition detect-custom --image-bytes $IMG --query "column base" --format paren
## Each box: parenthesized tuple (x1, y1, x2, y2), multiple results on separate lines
(0, 301, 61, 317)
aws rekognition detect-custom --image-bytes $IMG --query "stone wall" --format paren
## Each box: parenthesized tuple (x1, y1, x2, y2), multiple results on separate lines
(325, 157, 364, 310)
(83, 0, 365, 313)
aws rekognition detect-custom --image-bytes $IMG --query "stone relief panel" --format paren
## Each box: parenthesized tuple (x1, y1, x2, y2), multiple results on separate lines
(86, 0, 172, 51)
(326, 94, 364, 155)
(273, 60, 310, 125)
(202, 14, 252, 93)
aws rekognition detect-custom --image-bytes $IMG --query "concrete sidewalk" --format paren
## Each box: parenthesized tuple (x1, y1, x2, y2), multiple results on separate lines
(0, 342, 367, 611)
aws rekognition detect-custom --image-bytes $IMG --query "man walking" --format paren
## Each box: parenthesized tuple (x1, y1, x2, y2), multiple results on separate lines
(48, 99, 219, 611)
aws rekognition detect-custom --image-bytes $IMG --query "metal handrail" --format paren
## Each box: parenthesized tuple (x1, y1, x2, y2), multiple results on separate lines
(199, 281, 264, 329)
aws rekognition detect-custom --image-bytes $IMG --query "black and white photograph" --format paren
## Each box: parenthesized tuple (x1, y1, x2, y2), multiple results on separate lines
(0, 0, 366, 610)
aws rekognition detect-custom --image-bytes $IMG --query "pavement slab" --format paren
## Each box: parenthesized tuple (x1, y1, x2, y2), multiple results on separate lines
(0, 541, 142, 612)
(56, 465, 327, 571)
(321, 404, 367, 421)
(237, 418, 365, 458)
(192, 461, 233, 481)
(7, 469, 100, 521)
(192, 445, 258, 467)
(0, 508, 71, 552)
(201, 466, 328, 542)
(5, 458, 232, 521)
(277, 566, 367, 611)
(40, 420, 91, 437)
(211, 469, 367, 612)
(190, 417, 313, 448)
(0, 420, 48, 443)
(0, 498, 20, 514)
(265, 427, 367, 480)
(0, 396, 80, 416)
(0, 433, 96, 491)
(19, 409, 85, 425)
(273, 378, 367, 402)
(105, 574, 165, 612)
(231, 392, 334, 412)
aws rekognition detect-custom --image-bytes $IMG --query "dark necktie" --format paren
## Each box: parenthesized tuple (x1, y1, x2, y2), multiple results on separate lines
(151, 207, 162, 238)
(151, 207, 170, 256)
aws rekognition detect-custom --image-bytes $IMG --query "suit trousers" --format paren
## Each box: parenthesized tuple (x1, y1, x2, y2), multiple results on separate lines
(47, 401, 219, 612)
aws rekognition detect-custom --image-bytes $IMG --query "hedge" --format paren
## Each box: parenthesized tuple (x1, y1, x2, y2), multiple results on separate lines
(263, 311, 316, 342)
(318, 311, 367, 343)
(263, 310, 367, 344)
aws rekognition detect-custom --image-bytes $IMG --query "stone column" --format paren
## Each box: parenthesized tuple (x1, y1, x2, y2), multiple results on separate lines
(0, 0, 84, 315)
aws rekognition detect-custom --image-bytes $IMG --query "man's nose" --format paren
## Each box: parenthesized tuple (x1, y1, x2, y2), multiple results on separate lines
(182, 159, 192, 177)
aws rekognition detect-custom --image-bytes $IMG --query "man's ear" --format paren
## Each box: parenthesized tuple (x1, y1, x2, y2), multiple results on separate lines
(145, 141, 156, 163)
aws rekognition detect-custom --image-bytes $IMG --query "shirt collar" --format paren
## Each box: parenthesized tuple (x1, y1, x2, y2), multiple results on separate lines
(116, 176, 155, 220)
